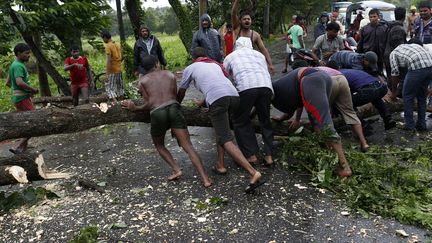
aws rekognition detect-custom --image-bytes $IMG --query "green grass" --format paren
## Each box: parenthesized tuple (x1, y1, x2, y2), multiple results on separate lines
(0, 33, 189, 112)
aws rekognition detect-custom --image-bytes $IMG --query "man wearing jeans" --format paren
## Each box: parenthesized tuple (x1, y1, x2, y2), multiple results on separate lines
(223, 38, 274, 166)
(177, 47, 263, 193)
(339, 69, 396, 130)
(389, 39, 432, 131)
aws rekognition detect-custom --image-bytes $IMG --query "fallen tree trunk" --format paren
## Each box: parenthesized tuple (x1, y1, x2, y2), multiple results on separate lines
(33, 95, 110, 105)
(0, 153, 70, 185)
(0, 99, 405, 141)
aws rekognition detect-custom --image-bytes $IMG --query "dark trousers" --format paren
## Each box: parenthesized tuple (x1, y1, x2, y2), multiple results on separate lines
(352, 81, 391, 122)
(233, 87, 273, 157)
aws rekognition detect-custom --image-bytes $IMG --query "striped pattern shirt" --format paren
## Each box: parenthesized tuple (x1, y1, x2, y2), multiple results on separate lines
(223, 48, 273, 93)
(390, 44, 432, 76)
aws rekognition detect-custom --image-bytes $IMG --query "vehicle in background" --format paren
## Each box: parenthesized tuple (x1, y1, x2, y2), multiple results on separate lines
(345, 1, 396, 30)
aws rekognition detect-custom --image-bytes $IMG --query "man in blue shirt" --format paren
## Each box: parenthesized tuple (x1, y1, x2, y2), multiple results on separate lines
(339, 69, 396, 130)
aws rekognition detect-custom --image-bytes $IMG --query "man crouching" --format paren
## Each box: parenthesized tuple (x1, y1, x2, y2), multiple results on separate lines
(121, 56, 211, 187)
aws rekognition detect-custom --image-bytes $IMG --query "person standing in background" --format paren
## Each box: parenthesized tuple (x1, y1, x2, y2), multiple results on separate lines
(101, 30, 125, 102)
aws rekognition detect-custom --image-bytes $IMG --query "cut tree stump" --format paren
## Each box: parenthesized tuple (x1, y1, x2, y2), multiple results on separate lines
(0, 153, 70, 185)
(0, 166, 28, 185)
(0, 99, 405, 142)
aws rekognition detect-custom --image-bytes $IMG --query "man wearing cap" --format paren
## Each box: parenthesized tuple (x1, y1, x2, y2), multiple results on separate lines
(413, 1, 432, 44)
(389, 39, 432, 131)
(223, 38, 274, 166)
(357, 8, 388, 73)
(408, 6, 419, 38)
(329, 50, 379, 76)
(314, 12, 329, 39)
(338, 69, 396, 130)
(133, 26, 167, 78)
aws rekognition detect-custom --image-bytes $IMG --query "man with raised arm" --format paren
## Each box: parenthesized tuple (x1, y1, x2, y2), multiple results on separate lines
(231, 0, 274, 75)
(121, 56, 211, 188)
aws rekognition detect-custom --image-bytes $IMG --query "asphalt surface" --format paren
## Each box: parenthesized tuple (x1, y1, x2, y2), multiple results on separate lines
(0, 38, 431, 242)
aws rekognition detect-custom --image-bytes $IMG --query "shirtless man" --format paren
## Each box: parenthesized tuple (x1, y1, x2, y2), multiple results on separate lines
(121, 56, 211, 188)
(231, 0, 274, 75)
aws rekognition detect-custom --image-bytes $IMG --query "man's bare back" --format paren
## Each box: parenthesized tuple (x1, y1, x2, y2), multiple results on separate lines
(138, 70, 178, 110)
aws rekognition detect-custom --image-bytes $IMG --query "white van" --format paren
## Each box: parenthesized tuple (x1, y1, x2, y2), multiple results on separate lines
(345, 0, 396, 29)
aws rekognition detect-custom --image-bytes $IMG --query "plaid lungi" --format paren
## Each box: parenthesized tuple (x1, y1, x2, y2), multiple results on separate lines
(106, 73, 125, 99)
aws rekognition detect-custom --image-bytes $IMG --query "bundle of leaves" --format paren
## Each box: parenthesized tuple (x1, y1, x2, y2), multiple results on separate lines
(69, 225, 99, 243)
(0, 186, 59, 212)
(281, 129, 432, 229)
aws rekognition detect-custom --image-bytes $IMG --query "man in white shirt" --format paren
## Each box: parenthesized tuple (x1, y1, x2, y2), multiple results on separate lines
(224, 38, 274, 166)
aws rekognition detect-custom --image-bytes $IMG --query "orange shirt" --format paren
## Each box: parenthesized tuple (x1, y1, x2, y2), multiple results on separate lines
(105, 40, 122, 74)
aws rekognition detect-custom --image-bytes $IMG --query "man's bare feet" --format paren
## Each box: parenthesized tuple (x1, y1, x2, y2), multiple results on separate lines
(337, 164, 352, 177)
(250, 171, 262, 184)
(247, 155, 258, 164)
(263, 155, 273, 166)
(168, 170, 182, 180)
(203, 180, 212, 188)
(212, 166, 227, 175)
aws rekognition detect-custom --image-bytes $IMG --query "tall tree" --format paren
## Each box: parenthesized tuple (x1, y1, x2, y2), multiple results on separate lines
(125, 0, 145, 40)
(169, 0, 193, 53)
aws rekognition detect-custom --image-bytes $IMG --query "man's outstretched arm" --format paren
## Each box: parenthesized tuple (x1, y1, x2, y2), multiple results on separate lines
(231, 0, 241, 29)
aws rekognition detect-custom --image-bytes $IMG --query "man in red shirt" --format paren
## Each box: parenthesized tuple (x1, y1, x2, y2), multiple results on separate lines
(224, 23, 234, 56)
(64, 45, 92, 106)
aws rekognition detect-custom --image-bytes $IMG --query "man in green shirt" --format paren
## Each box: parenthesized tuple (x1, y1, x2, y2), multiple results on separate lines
(6, 43, 38, 153)
(283, 16, 306, 73)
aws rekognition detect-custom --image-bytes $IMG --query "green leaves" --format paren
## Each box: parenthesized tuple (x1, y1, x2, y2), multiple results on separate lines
(69, 225, 99, 243)
(0, 186, 60, 212)
(281, 130, 432, 229)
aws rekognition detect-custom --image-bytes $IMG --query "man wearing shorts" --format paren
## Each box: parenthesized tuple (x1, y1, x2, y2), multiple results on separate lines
(101, 30, 125, 102)
(64, 45, 92, 106)
(121, 56, 211, 187)
(177, 47, 263, 193)
(6, 43, 38, 153)
(271, 67, 352, 177)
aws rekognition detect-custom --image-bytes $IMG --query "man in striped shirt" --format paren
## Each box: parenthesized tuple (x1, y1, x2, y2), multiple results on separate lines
(223, 38, 274, 166)
(389, 38, 432, 131)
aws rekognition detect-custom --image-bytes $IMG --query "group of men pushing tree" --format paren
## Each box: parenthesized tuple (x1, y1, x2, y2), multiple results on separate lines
(6, 1, 432, 193)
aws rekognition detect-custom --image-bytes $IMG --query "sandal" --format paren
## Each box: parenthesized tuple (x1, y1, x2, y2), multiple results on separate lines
(212, 166, 227, 175)
(245, 180, 266, 193)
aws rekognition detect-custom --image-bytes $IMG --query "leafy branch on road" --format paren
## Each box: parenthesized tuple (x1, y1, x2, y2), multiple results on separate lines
(281, 129, 432, 229)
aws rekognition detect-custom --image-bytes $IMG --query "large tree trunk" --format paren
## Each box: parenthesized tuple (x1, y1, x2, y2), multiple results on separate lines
(169, 0, 193, 53)
(263, 0, 270, 38)
(0, 166, 28, 185)
(7, 6, 71, 96)
(0, 99, 405, 142)
(125, 0, 144, 40)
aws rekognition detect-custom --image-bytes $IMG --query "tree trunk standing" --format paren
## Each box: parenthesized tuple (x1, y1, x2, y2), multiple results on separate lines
(199, 0, 208, 21)
(6, 7, 71, 96)
(169, 0, 193, 53)
(33, 33, 52, 97)
(263, 0, 270, 38)
(125, 0, 143, 40)
(116, 0, 126, 42)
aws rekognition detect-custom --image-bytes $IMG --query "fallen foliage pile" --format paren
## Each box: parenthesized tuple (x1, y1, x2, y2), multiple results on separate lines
(281, 128, 432, 229)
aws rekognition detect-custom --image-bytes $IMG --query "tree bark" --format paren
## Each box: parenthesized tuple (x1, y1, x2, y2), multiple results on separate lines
(125, 0, 143, 40)
(169, 0, 193, 53)
(116, 0, 126, 42)
(33, 33, 52, 97)
(33, 95, 109, 106)
(263, 0, 270, 38)
(7, 6, 71, 96)
(0, 99, 405, 142)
